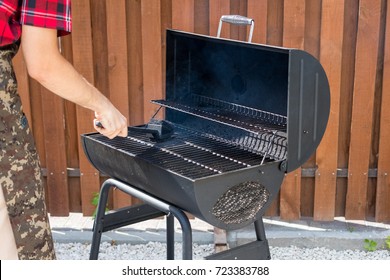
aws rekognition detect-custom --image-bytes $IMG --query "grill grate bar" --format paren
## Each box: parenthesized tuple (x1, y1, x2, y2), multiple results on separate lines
(87, 115, 286, 180)
(89, 134, 223, 179)
(175, 133, 266, 164)
(168, 144, 249, 172)
(175, 125, 287, 162)
(152, 94, 287, 136)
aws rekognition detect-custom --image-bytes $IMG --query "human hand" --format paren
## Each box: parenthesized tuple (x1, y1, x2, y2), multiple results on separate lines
(93, 109, 127, 139)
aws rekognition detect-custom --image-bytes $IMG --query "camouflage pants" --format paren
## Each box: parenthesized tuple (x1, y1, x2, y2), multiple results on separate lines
(0, 43, 56, 260)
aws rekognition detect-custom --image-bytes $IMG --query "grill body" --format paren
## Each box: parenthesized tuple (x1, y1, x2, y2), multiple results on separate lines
(81, 29, 330, 230)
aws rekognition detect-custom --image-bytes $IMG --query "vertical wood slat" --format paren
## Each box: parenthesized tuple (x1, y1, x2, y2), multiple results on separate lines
(263, 0, 284, 217)
(127, 0, 144, 126)
(194, 0, 209, 35)
(41, 88, 69, 216)
(172, 0, 194, 32)
(345, 0, 382, 219)
(209, 0, 231, 37)
(300, 0, 322, 218)
(247, 0, 267, 44)
(375, 0, 390, 222)
(335, 0, 359, 217)
(279, 0, 306, 220)
(141, 0, 164, 122)
(266, 0, 284, 46)
(314, 0, 345, 220)
(61, 35, 82, 213)
(72, 0, 101, 215)
(105, 0, 132, 209)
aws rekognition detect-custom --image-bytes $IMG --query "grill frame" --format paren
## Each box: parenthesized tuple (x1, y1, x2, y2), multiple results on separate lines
(82, 128, 285, 230)
(81, 29, 330, 231)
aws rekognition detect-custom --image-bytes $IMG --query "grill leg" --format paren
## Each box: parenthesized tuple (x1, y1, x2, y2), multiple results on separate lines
(254, 218, 266, 241)
(89, 178, 193, 260)
(166, 213, 175, 260)
(89, 182, 111, 260)
(170, 208, 192, 260)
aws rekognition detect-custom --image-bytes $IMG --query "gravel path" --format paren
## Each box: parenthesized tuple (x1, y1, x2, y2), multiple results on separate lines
(54, 241, 390, 260)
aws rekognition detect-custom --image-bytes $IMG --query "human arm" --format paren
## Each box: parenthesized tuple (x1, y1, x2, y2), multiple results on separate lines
(21, 25, 127, 139)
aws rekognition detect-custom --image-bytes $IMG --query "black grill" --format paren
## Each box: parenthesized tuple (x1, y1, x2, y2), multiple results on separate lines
(82, 27, 330, 259)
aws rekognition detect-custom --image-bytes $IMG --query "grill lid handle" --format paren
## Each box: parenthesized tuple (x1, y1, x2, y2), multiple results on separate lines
(217, 15, 255, 42)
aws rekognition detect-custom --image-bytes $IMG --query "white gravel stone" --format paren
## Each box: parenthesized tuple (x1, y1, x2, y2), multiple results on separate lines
(54, 242, 390, 260)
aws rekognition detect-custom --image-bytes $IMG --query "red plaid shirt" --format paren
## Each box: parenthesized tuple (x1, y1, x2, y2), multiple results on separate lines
(0, 0, 71, 46)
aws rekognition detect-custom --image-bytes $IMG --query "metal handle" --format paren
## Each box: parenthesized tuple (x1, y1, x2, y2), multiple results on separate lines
(217, 15, 255, 42)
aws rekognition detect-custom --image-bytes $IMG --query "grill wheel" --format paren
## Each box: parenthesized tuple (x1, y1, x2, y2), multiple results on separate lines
(212, 181, 270, 224)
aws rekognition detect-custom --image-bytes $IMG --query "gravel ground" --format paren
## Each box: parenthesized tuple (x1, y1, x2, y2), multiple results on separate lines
(54, 241, 390, 260)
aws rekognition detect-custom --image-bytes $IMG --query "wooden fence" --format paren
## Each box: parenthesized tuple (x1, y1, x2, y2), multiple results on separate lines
(11, 0, 390, 222)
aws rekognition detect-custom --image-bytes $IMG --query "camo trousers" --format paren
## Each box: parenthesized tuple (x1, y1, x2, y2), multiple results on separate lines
(0, 43, 56, 260)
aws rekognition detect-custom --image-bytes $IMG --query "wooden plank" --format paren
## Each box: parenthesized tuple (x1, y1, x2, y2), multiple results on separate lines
(376, 0, 390, 222)
(141, 0, 164, 122)
(304, 0, 321, 58)
(72, 0, 101, 215)
(194, 0, 209, 35)
(91, 0, 109, 105)
(345, 0, 382, 220)
(300, 0, 321, 217)
(266, 0, 284, 46)
(264, 0, 283, 219)
(247, 0, 267, 44)
(282, 0, 305, 49)
(280, 0, 305, 220)
(209, 0, 230, 37)
(60, 34, 82, 212)
(172, 0, 194, 32)
(161, 0, 172, 109)
(105, 0, 132, 209)
(40, 88, 69, 215)
(313, 0, 345, 220)
(127, 0, 144, 126)
(336, 0, 359, 217)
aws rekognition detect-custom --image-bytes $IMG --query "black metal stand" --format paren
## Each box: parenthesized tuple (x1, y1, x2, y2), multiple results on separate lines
(205, 219, 271, 260)
(90, 178, 271, 260)
(89, 178, 193, 260)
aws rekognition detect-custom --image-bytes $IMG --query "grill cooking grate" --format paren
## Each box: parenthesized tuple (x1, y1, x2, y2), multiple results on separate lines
(152, 94, 287, 135)
(212, 181, 270, 224)
(88, 126, 269, 180)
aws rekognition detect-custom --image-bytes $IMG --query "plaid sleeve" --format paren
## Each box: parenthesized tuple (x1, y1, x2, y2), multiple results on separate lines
(20, 0, 72, 36)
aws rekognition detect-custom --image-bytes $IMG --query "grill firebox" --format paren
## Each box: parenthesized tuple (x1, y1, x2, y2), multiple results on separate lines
(81, 28, 330, 259)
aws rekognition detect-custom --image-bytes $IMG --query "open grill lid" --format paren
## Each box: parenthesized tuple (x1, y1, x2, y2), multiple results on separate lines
(157, 30, 330, 173)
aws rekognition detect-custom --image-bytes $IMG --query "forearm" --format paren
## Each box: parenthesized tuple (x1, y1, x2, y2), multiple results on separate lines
(31, 54, 111, 114)
(21, 25, 127, 138)
(21, 26, 109, 113)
